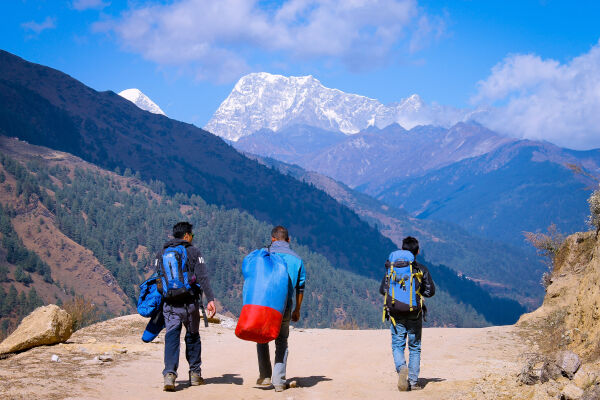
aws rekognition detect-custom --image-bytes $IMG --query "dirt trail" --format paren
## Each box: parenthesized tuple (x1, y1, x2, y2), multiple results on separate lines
(0, 315, 526, 400)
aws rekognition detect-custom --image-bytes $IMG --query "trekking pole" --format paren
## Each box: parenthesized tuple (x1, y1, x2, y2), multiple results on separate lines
(199, 302, 209, 327)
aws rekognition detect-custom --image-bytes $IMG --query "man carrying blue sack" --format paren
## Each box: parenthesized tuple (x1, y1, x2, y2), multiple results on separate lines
(156, 221, 216, 391)
(380, 236, 435, 392)
(256, 225, 306, 392)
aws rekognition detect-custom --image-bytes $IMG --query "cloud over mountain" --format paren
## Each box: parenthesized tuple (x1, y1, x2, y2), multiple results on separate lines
(95, 0, 444, 82)
(473, 40, 600, 150)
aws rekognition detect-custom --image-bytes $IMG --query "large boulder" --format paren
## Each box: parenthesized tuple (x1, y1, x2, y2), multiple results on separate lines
(0, 304, 73, 354)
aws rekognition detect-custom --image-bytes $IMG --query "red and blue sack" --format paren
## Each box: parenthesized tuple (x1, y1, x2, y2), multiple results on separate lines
(235, 248, 289, 343)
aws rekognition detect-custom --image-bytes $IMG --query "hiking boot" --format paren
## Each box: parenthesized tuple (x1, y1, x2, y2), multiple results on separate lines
(189, 371, 204, 386)
(409, 383, 423, 391)
(397, 366, 409, 391)
(163, 373, 176, 391)
(274, 384, 285, 392)
(256, 377, 272, 386)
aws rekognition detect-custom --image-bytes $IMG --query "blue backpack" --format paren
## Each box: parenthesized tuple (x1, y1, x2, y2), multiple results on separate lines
(382, 250, 424, 325)
(158, 245, 193, 301)
(137, 273, 163, 317)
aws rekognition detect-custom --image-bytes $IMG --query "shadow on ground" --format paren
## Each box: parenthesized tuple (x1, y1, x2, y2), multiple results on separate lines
(204, 374, 244, 385)
(171, 373, 244, 391)
(290, 375, 332, 388)
(254, 375, 332, 391)
(418, 377, 446, 388)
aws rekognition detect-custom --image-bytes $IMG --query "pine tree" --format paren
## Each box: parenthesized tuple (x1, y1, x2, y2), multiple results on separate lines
(6, 285, 17, 313)
(14, 265, 32, 285)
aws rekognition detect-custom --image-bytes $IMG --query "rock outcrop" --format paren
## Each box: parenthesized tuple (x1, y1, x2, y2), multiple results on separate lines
(0, 304, 73, 354)
(518, 231, 600, 360)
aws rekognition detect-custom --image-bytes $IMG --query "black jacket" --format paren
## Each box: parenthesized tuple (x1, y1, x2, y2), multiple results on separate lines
(379, 260, 435, 319)
(155, 239, 215, 303)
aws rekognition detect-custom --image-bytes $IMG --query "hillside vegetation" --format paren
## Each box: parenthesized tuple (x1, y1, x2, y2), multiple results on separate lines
(0, 138, 500, 336)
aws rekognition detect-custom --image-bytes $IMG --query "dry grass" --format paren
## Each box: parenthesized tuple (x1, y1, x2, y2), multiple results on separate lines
(524, 308, 569, 356)
(334, 318, 360, 330)
(62, 297, 102, 331)
(524, 224, 566, 288)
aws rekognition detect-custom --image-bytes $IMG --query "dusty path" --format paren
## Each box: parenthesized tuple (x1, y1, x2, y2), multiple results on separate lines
(0, 316, 526, 400)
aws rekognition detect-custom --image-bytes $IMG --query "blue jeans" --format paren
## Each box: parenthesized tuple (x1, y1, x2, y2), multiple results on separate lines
(256, 306, 292, 387)
(390, 316, 422, 386)
(162, 301, 202, 377)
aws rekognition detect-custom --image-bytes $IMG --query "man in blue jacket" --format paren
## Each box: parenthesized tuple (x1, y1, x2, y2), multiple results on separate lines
(256, 225, 306, 392)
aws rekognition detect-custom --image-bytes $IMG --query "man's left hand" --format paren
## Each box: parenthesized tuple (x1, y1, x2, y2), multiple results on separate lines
(206, 301, 216, 318)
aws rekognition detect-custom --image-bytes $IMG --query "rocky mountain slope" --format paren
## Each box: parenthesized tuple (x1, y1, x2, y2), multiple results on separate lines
(0, 139, 131, 317)
(235, 124, 347, 162)
(205, 72, 471, 141)
(375, 140, 600, 247)
(235, 120, 600, 249)
(238, 122, 514, 189)
(518, 230, 600, 360)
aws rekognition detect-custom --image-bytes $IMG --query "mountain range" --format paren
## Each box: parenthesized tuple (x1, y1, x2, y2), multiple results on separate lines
(373, 139, 600, 247)
(121, 73, 598, 251)
(205, 72, 473, 141)
(236, 122, 516, 190)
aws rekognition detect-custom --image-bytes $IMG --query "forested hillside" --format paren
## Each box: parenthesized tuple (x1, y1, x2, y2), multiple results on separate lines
(0, 138, 507, 335)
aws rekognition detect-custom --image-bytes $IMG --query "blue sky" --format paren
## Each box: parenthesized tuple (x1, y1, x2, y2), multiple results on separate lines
(2, 1, 600, 148)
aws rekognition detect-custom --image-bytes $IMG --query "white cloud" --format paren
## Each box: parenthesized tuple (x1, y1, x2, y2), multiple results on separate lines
(95, 0, 443, 82)
(21, 17, 56, 34)
(73, 0, 110, 11)
(473, 41, 600, 150)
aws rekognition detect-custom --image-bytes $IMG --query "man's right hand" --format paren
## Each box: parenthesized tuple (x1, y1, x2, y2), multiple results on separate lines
(206, 301, 216, 318)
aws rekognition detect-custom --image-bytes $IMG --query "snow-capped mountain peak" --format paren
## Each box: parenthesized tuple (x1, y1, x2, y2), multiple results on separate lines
(205, 72, 470, 141)
(118, 88, 166, 116)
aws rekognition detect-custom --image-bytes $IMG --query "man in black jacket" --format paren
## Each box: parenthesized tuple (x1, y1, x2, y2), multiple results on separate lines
(158, 222, 216, 391)
(379, 236, 435, 392)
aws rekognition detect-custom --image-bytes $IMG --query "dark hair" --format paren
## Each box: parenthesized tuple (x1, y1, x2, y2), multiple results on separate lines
(173, 221, 193, 239)
(402, 236, 419, 257)
(271, 225, 289, 241)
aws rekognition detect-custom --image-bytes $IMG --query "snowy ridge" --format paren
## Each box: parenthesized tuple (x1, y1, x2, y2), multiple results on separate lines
(118, 88, 166, 116)
(205, 72, 472, 141)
